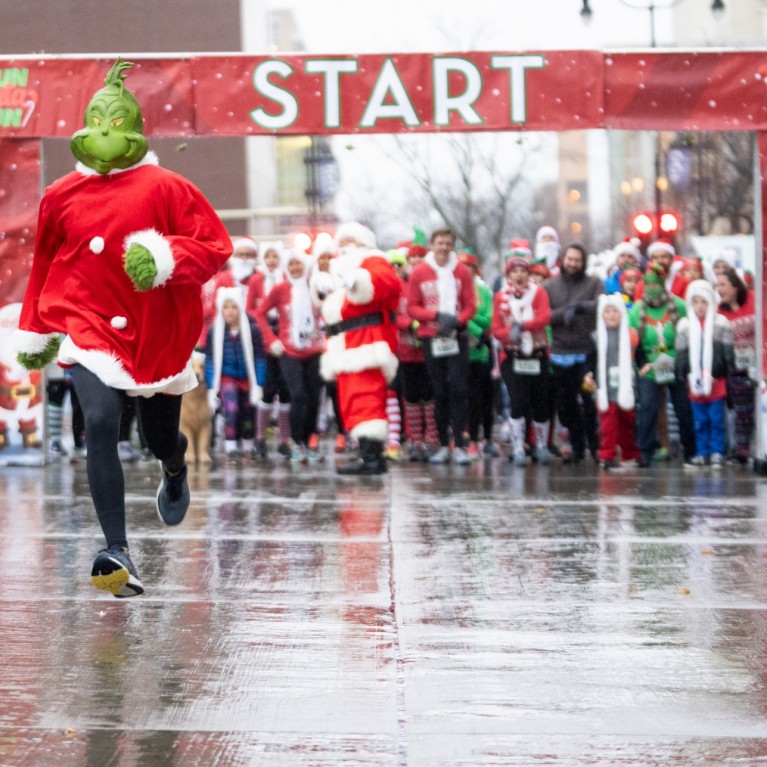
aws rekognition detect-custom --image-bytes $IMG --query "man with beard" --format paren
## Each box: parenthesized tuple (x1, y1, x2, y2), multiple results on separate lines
(543, 242, 604, 463)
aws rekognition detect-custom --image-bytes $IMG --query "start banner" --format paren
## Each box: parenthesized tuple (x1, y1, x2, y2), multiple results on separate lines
(1, 50, 766, 137)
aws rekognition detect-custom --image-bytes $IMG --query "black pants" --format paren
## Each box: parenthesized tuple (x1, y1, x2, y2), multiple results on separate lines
(501, 353, 550, 423)
(468, 360, 495, 441)
(551, 360, 598, 459)
(423, 335, 470, 449)
(263, 354, 291, 405)
(279, 354, 322, 445)
(70, 365, 186, 549)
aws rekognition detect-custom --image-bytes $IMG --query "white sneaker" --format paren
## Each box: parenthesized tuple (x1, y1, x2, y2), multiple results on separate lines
(117, 441, 140, 462)
(429, 446, 450, 465)
(452, 447, 471, 465)
(534, 445, 551, 465)
(513, 449, 530, 467)
(710, 452, 725, 468)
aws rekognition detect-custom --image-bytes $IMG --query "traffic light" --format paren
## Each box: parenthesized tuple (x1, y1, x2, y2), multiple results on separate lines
(630, 210, 681, 240)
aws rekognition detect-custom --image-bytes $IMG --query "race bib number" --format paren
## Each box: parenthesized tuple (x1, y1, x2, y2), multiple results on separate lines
(735, 347, 755, 372)
(513, 357, 541, 375)
(654, 366, 675, 384)
(432, 337, 459, 358)
(608, 365, 621, 390)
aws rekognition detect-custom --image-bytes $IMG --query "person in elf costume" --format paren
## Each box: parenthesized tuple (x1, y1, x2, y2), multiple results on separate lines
(13, 59, 232, 597)
(628, 263, 696, 467)
(315, 222, 401, 475)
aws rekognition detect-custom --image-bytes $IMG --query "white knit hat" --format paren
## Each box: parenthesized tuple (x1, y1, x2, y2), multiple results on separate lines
(334, 222, 376, 249)
(596, 294, 634, 413)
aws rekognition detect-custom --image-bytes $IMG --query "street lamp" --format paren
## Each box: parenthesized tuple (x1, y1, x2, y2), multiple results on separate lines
(578, 0, 725, 48)
(580, 0, 726, 238)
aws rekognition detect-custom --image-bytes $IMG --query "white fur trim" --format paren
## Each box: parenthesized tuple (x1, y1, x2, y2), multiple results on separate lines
(75, 150, 160, 177)
(58, 336, 197, 395)
(321, 338, 399, 383)
(350, 418, 388, 441)
(345, 269, 374, 304)
(124, 228, 175, 287)
(110, 316, 128, 329)
(334, 222, 376, 249)
(13, 329, 59, 355)
(90, 236, 105, 254)
(321, 288, 346, 325)
(330, 250, 366, 279)
(596, 294, 634, 413)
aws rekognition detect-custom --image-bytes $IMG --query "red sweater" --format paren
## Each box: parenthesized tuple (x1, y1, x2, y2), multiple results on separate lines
(406, 259, 476, 339)
(492, 283, 551, 362)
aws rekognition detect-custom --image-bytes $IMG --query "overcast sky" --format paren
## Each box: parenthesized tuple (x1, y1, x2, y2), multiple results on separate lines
(280, 0, 675, 54)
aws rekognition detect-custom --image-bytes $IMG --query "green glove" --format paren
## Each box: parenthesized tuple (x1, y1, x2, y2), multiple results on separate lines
(17, 335, 61, 370)
(124, 243, 157, 291)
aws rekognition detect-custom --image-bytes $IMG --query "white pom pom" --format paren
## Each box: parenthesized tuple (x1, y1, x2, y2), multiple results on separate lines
(90, 236, 105, 254)
(110, 316, 128, 329)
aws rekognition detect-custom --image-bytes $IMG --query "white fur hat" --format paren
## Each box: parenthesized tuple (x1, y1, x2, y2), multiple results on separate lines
(596, 293, 634, 413)
(282, 247, 309, 269)
(647, 239, 675, 258)
(685, 277, 715, 304)
(260, 240, 284, 260)
(215, 286, 246, 312)
(535, 225, 560, 244)
(613, 239, 641, 261)
(232, 237, 258, 255)
(334, 222, 376, 249)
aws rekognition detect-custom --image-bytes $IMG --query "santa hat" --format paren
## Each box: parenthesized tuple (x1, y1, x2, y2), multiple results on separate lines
(458, 251, 481, 276)
(613, 238, 641, 261)
(535, 226, 559, 244)
(334, 222, 376, 249)
(684, 279, 715, 398)
(647, 239, 675, 258)
(529, 261, 550, 280)
(619, 267, 641, 286)
(596, 294, 634, 413)
(212, 287, 260, 406)
(232, 237, 258, 256)
(508, 238, 532, 260)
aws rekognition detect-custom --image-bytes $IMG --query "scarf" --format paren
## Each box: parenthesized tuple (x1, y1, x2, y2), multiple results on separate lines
(596, 294, 634, 413)
(686, 280, 714, 397)
(259, 265, 284, 321)
(504, 282, 537, 355)
(287, 273, 315, 350)
(212, 287, 259, 406)
(424, 250, 458, 314)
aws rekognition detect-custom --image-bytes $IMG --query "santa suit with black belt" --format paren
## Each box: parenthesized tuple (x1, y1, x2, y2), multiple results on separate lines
(319, 246, 402, 442)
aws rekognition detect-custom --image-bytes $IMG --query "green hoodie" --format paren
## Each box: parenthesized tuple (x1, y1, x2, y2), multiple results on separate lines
(467, 277, 493, 364)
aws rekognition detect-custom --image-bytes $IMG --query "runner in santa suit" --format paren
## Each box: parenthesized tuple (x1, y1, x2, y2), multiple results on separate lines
(13, 59, 231, 598)
(314, 222, 401, 475)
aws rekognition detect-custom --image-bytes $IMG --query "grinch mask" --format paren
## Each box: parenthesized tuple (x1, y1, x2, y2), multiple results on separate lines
(70, 59, 148, 175)
(643, 283, 665, 303)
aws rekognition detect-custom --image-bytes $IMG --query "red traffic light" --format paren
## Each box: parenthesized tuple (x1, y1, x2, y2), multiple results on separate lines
(631, 212, 654, 236)
(630, 211, 681, 237)
(658, 211, 680, 235)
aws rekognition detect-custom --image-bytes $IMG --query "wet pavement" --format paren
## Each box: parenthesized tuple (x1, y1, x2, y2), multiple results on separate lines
(2, 449, 767, 766)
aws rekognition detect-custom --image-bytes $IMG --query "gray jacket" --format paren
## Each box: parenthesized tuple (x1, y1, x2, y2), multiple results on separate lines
(544, 272, 605, 356)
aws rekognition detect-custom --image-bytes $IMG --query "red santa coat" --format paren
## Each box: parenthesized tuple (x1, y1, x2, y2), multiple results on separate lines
(255, 280, 325, 359)
(395, 274, 424, 363)
(320, 249, 401, 440)
(14, 153, 232, 396)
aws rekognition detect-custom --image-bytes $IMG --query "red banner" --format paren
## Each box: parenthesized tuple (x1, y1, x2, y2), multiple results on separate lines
(2, 51, 767, 136)
(604, 51, 767, 131)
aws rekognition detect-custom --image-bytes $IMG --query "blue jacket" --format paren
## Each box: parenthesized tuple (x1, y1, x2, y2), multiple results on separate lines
(204, 316, 266, 389)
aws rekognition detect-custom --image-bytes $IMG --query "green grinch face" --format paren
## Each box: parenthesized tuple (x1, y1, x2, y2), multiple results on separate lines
(644, 283, 664, 303)
(70, 59, 148, 174)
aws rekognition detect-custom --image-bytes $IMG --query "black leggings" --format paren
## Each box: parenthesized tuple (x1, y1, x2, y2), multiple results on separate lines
(70, 365, 186, 549)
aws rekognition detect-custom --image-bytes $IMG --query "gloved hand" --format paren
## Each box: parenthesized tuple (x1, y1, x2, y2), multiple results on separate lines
(313, 271, 334, 300)
(436, 312, 459, 336)
(16, 335, 62, 370)
(249, 384, 263, 407)
(509, 321, 523, 345)
(269, 339, 285, 357)
(563, 303, 579, 326)
(208, 390, 219, 412)
(123, 243, 158, 291)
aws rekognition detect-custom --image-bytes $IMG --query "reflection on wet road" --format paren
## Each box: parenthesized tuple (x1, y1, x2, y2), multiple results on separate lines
(2, 456, 767, 765)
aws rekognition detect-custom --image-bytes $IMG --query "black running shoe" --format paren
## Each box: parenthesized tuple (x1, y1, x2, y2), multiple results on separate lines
(156, 464, 190, 526)
(91, 546, 144, 598)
